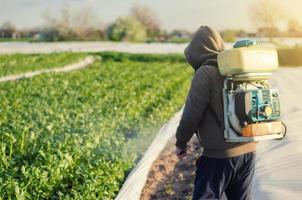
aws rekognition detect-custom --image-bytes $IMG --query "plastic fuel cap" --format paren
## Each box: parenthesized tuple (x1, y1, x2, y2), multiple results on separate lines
(233, 40, 260, 48)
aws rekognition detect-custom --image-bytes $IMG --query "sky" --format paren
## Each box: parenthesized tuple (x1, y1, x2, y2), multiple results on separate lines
(0, 0, 301, 32)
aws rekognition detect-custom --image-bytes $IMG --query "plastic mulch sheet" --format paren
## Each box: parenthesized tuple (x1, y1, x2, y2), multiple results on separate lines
(116, 67, 302, 200)
(115, 111, 182, 200)
(252, 68, 302, 199)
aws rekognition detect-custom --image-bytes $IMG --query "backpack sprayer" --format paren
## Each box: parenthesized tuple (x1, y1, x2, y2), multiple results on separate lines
(218, 40, 286, 142)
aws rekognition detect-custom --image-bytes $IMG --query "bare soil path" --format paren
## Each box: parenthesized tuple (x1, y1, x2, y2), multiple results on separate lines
(140, 137, 201, 200)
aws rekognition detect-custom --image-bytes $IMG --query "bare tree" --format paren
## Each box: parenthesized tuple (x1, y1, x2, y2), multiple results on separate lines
(42, 6, 72, 37)
(288, 19, 300, 32)
(251, 0, 285, 40)
(42, 4, 103, 40)
(131, 4, 160, 38)
(0, 21, 16, 37)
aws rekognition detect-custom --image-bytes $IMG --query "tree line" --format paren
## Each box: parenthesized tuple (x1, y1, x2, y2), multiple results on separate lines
(1, 1, 302, 43)
(0, 4, 192, 43)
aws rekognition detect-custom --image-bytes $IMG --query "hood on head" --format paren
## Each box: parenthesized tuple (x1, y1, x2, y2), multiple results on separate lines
(184, 26, 225, 70)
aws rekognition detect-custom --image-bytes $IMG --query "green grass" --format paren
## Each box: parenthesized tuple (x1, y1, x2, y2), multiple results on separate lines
(96, 51, 186, 63)
(0, 38, 30, 42)
(0, 53, 192, 199)
(0, 53, 87, 77)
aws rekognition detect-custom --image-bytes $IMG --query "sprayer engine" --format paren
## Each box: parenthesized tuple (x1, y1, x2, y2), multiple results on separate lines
(218, 40, 286, 142)
(235, 89, 281, 124)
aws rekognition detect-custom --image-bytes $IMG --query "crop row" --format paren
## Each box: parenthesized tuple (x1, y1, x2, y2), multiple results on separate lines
(0, 53, 87, 77)
(0, 53, 192, 199)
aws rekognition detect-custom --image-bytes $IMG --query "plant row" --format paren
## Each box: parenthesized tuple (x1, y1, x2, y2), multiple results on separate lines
(0, 53, 192, 199)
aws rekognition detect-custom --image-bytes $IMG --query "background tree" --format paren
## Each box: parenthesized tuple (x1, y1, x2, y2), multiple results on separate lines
(107, 16, 147, 42)
(0, 21, 16, 38)
(42, 5, 104, 41)
(130, 4, 161, 40)
(167, 29, 192, 43)
(220, 29, 246, 42)
(287, 19, 301, 36)
(37, 27, 60, 42)
(251, 0, 285, 40)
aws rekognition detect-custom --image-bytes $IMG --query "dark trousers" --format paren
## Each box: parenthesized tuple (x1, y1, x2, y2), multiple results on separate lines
(192, 152, 256, 200)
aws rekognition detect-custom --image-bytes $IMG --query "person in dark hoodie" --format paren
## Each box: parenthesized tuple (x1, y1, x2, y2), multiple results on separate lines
(175, 26, 256, 200)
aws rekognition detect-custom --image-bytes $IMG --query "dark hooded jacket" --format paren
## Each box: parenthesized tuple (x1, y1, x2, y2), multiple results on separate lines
(176, 26, 256, 158)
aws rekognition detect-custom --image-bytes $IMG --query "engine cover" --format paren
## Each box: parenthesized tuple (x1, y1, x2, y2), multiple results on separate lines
(235, 89, 280, 125)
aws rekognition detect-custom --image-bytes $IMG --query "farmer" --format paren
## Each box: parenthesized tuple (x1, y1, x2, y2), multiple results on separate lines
(175, 26, 256, 200)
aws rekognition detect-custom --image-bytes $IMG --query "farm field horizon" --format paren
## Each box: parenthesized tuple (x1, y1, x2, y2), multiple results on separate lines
(1, 37, 302, 55)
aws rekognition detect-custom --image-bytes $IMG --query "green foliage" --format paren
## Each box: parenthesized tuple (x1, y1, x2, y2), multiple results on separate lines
(107, 16, 147, 42)
(96, 52, 186, 63)
(0, 53, 192, 199)
(34, 28, 61, 42)
(0, 38, 30, 42)
(167, 37, 191, 43)
(166, 29, 192, 43)
(277, 46, 302, 67)
(220, 30, 237, 43)
(0, 53, 86, 76)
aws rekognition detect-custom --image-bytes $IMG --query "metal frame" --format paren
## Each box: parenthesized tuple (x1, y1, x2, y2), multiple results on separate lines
(223, 75, 284, 142)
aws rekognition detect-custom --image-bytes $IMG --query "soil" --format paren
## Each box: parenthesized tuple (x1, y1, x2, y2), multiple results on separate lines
(140, 136, 201, 200)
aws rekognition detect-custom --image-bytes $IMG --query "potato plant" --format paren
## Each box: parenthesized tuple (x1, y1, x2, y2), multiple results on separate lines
(0, 53, 87, 77)
(0, 53, 192, 199)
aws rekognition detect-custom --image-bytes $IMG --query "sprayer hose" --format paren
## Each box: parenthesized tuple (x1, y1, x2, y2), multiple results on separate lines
(275, 121, 287, 140)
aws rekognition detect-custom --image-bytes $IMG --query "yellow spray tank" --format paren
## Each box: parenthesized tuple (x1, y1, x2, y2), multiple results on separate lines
(218, 40, 286, 142)
(218, 41, 279, 76)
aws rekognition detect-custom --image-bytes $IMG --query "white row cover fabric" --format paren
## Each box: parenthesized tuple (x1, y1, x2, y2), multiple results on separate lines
(116, 67, 302, 200)
(252, 67, 302, 199)
(0, 56, 95, 83)
(0, 42, 232, 55)
(115, 111, 182, 200)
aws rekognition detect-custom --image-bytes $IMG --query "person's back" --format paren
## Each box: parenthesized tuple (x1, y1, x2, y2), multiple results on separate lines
(175, 26, 256, 200)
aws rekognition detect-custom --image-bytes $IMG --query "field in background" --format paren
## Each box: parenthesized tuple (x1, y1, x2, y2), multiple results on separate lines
(277, 46, 302, 66)
(0, 52, 192, 199)
(1, 42, 302, 66)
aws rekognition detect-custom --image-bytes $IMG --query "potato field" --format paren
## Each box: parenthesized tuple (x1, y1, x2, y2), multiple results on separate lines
(0, 53, 87, 77)
(0, 52, 192, 199)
